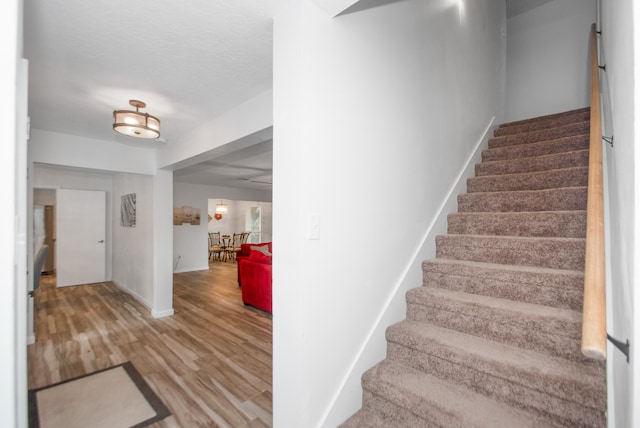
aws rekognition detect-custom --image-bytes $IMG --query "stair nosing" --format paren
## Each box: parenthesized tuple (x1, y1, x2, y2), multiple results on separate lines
(407, 286, 581, 322)
(458, 185, 587, 198)
(493, 119, 589, 137)
(422, 258, 584, 276)
(479, 148, 590, 167)
(436, 233, 585, 243)
(468, 165, 588, 182)
(497, 108, 589, 129)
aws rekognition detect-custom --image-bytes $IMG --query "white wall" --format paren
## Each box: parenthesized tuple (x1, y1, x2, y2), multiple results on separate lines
(506, 0, 596, 122)
(2, 0, 19, 425)
(29, 129, 156, 175)
(599, 0, 637, 427)
(173, 182, 271, 273)
(111, 173, 155, 307)
(273, 1, 506, 426)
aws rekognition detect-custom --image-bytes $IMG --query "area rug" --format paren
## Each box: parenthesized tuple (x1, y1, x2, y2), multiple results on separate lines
(29, 362, 171, 428)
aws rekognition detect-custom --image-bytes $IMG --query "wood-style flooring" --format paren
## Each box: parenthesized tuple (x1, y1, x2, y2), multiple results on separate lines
(28, 261, 273, 427)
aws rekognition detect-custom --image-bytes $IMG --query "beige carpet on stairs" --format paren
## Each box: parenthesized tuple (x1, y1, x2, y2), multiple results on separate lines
(340, 107, 607, 427)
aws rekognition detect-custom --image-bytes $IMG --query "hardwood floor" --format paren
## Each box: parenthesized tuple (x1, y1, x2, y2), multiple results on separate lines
(28, 261, 273, 427)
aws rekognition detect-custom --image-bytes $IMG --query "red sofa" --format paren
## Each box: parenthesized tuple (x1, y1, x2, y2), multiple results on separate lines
(237, 242, 272, 313)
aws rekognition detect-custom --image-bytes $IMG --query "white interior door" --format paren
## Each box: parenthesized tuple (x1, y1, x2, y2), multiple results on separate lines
(56, 189, 106, 287)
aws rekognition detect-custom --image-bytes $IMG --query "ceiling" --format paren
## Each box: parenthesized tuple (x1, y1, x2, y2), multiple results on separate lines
(24, 1, 552, 191)
(23, 0, 285, 189)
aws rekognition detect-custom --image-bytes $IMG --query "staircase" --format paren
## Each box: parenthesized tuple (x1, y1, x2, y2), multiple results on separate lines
(341, 108, 607, 427)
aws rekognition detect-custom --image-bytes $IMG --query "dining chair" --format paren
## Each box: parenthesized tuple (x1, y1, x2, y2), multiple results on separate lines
(226, 233, 244, 262)
(220, 234, 231, 261)
(208, 232, 223, 261)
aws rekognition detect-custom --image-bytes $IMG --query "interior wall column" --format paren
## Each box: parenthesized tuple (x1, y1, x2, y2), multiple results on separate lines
(152, 168, 174, 318)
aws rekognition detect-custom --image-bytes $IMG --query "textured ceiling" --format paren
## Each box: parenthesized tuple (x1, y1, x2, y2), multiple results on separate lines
(24, 0, 285, 188)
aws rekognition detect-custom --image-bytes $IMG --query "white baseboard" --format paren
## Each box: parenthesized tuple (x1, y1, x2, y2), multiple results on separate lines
(111, 280, 174, 319)
(174, 265, 210, 273)
(152, 308, 175, 318)
(111, 279, 152, 309)
(27, 335, 35, 345)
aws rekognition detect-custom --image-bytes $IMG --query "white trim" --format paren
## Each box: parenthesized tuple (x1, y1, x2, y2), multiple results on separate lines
(151, 308, 175, 319)
(319, 116, 496, 427)
(174, 265, 210, 274)
(111, 279, 153, 311)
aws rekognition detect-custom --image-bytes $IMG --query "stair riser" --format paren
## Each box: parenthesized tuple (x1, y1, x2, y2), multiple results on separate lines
(494, 110, 590, 137)
(489, 122, 589, 149)
(476, 150, 589, 176)
(436, 236, 586, 270)
(447, 212, 586, 238)
(482, 135, 588, 163)
(458, 187, 587, 213)
(467, 167, 588, 193)
(360, 391, 448, 428)
(422, 261, 584, 310)
(406, 302, 583, 362)
(386, 343, 605, 427)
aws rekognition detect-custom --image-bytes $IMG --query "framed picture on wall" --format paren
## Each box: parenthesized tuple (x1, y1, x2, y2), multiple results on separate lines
(173, 206, 201, 225)
(121, 193, 136, 227)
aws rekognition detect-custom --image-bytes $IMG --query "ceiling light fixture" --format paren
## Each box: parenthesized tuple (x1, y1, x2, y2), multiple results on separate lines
(215, 200, 228, 214)
(113, 99, 161, 139)
(215, 200, 228, 220)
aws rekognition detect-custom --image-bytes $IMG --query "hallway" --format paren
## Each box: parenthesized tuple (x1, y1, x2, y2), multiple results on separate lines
(28, 262, 273, 427)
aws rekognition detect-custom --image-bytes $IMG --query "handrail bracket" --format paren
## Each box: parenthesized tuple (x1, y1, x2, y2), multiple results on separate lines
(607, 334, 630, 362)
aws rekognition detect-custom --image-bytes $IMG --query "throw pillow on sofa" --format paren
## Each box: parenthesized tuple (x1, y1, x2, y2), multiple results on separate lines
(250, 244, 272, 256)
(249, 250, 272, 264)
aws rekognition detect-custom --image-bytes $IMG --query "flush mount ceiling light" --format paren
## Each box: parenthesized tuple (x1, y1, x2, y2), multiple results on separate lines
(113, 99, 161, 139)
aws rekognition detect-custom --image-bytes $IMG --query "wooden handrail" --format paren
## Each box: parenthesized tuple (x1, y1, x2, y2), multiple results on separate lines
(581, 23, 606, 360)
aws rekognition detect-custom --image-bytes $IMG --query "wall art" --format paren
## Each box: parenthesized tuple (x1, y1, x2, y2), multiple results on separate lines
(121, 193, 136, 227)
(173, 206, 201, 225)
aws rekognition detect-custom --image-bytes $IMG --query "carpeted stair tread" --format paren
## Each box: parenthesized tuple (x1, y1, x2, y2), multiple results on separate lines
(497, 107, 589, 128)
(488, 121, 589, 149)
(467, 166, 588, 193)
(339, 409, 389, 427)
(436, 234, 585, 270)
(482, 134, 588, 163)
(476, 149, 589, 176)
(358, 361, 550, 428)
(458, 187, 587, 212)
(405, 287, 586, 362)
(385, 322, 606, 426)
(447, 211, 586, 238)
(422, 258, 583, 310)
(494, 108, 590, 136)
